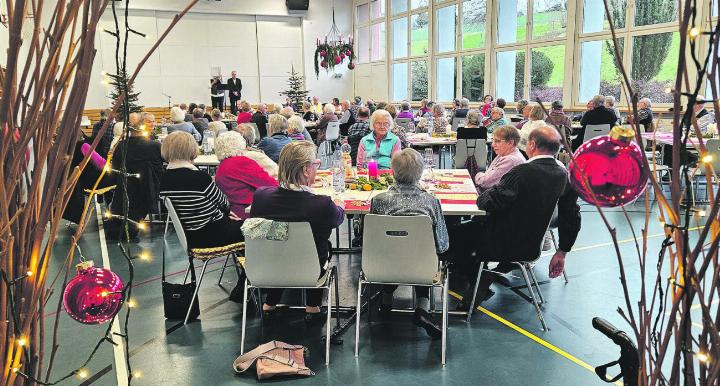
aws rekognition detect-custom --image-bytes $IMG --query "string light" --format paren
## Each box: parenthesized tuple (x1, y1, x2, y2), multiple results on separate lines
(25, 271, 32, 277)
(127, 298, 137, 308)
(133, 370, 142, 379)
(17, 337, 26, 347)
(138, 251, 150, 261)
(697, 351, 710, 363)
(702, 154, 713, 163)
(697, 209, 707, 216)
(77, 369, 89, 379)
(12, 366, 20, 373)
(689, 27, 700, 39)
(137, 222, 147, 231)
(664, 87, 673, 94)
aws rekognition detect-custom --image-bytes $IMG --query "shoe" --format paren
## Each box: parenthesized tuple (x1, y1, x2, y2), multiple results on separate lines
(304, 310, 327, 325)
(455, 289, 495, 312)
(413, 308, 442, 339)
(378, 303, 392, 318)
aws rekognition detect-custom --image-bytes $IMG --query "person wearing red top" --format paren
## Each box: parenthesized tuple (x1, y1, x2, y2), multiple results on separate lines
(235, 100, 253, 124)
(214, 131, 278, 219)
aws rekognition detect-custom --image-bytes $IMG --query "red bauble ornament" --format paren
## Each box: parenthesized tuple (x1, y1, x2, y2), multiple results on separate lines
(340, 54, 345, 60)
(321, 61, 328, 68)
(348, 62, 356, 70)
(345, 50, 352, 56)
(569, 127, 649, 207)
(320, 50, 326, 57)
(63, 261, 124, 324)
(334, 56, 342, 64)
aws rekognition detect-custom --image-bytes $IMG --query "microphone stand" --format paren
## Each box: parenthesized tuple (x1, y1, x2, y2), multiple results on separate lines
(162, 93, 172, 118)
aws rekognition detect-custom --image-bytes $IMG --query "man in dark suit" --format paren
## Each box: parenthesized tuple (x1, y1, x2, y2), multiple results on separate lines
(251, 103, 269, 138)
(572, 95, 618, 150)
(448, 126, 580, 307)
(227, 70, 242, 114)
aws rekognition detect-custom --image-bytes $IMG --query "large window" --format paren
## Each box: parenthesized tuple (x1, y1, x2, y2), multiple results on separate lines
(411, 60, 428, 100)
(356, 1, 387, 64)
(411, 13, 429, 55)
(436, 57, 456, 101)
(462, 0, 486, 50)
(462, 54, 485, 101)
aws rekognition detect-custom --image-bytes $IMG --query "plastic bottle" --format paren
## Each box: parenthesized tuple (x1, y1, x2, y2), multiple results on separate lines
(332, 159, 345, 193)
(340, 139, 353, 178)
(427, 116, 434, 135)
(202, 129, 214, 154)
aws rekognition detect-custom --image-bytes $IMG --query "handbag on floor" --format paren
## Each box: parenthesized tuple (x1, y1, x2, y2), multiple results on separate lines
(233, 341, 314, 380)
(161, 243, 200, 320)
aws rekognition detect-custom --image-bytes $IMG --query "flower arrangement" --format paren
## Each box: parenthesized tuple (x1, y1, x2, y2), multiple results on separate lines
(314, 41, 355, 78)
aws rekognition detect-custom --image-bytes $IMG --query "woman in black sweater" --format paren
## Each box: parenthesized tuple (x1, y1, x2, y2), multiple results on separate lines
(159, 131, 243, 249)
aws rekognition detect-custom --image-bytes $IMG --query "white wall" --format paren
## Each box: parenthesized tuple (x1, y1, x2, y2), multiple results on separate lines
(65, 0, 353, 109)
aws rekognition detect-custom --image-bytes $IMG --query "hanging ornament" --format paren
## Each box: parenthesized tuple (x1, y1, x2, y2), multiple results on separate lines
(320, 50, 326, 57)
(569, 126, 649, 207)
(314, 3, 353, 78)
(63, 261, 124, 324)
(348, 62, 356, 70)
(345, 50, 351, 56)
(321, 61, 328, 68)
(334, 56, 342, 65)
(340, 53, 345, 60)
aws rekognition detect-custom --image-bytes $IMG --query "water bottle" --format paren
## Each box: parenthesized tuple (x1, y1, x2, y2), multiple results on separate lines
(202, 129, 214, 154)
(427, 117, 434, 135)
(340, 139, 352, 177)
(332, 159, 345, 193)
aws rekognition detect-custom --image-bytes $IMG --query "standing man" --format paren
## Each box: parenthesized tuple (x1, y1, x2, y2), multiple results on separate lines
(227, 71, 242, 115)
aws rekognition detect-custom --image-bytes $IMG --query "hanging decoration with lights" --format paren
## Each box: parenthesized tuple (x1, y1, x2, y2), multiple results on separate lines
(63, 261, 124, 325)
(314, 5, 355, 78)
(568, 126, 649, 207)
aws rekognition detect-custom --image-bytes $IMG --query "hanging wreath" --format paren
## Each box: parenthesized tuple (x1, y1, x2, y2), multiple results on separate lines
(314, 42, 355, 79)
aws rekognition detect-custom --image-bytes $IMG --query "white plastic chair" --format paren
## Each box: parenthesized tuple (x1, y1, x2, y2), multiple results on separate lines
(163, 198, 245, 325)
(354, 215, 449, 365)
(453, 138, 488, 171)
(582, 123, 612, 143)
(451, 117, 466, 132)
(320, 121, 342, 163)
(395, 118, 413, 130)
(241, 221, 337, 365)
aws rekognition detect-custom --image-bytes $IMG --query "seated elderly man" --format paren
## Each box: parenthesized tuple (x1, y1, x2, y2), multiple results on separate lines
(474, 125, 525, 193)
(338, 100, 356, 136)
(234, 123, 278, 178)
(452, 98, 470, 120)
(348, 107, 371, 166)
(191, 108, 209, 132)
(167, 106, 201, 142)
(315, 104, 339, 145)
(258, 114, 292, 162)
(251, 103, 269, 138)
(573, 95, 618, 150)
(370, 148, 449, 339)
(447, 126, 581, 309)
(485, 107, 509, 135)
(627, 97, 654, 132)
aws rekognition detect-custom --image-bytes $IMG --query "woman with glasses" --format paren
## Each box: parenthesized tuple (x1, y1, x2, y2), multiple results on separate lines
(356, 109, 401, 169)
(249, 141, 345, 324)
(474, 125, 525, 193)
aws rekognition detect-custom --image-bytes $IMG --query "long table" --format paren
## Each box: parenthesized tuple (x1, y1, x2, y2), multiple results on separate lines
(640, 131, 711, 148)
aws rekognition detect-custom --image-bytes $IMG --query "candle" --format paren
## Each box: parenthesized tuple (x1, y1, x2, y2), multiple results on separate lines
(368, 159, 378, 180)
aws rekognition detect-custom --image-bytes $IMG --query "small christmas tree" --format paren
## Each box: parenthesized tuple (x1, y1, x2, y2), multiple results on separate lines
(108, 68, 143, 122)
(279, 65, 309, 111)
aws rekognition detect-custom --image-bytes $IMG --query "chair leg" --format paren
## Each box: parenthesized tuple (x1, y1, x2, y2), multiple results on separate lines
(184, 260, 209, 325)
(517, 264, 548, 331)
(233, 254, 243, 280)
(217, 254, 231, 285)
(466, 264, 484, 323)
(354, 280, 363, 357)
(562, 269, 569, 284)
(240, 278, 249, 354)
(528, 264, 545, 304)
(182, 262, 192, 284)
(549, 229, 558, 250)
(442, 270, 449, 365)
(325, 279, 332, 366)
(333, 267, 341, 331)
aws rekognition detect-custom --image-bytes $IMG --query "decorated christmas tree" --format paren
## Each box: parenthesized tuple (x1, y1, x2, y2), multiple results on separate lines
(108, 68, 143, 121)
(279, 65, 309, 111)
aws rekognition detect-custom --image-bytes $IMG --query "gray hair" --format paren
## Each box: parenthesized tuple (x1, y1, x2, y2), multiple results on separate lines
(215, 131, 247, 161)
(592, 95, 605, 108)
(234, 123, 256, 145)
(391, 148, 424, 185)
(369, 109, 392, 131)
(604, 96, 616, 107)
(279, 107, 294, 119)
(268, 114, 288, 135)
(639, 97, 652, 108)
(170, 106, 185, 123)
(516, 99, 529, 114)
(211, 108, 222, 121)
(400, 101, 411, 111)
(492, 125, 520, 147)
(161, 131, 198, 162)
(287, 115, 305, 135)
(323, 103, 336, 115)
(490, 106, 504, 116)
(192, 108, 204, 119)
(466, 110, 482, 126)
(278, 141, 318, 187)
(460, 98, 470, 108)
(432, 103, 445, 116)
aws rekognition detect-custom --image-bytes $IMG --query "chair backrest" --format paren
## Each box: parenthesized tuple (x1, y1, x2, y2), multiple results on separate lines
(326, 121, 340, 141)
(395, 118, 412, 130)
(163, 197, 189, 253)
(582, 124, 611, 143)
(361, 215, 439, 284)
(243, 221, 323, 287)
(451, 117, 466, 132)
(457, 126, 486, 139)
(246, 122, 261, 144)
(453, 138, 488, 170)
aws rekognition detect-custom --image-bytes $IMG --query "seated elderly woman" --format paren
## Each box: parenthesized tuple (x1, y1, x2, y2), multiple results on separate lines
(417, 103, 449, 134)
(474, 125, 525, 193)
(519, 104, 547, 152)
(167, 106, 201, 142)
(280, 106, 312, 140)
(258, 114, 292, 162)
(250, 141, 345, 322)
(159, 131, 244, 249)
(457, 110, 488, 139)
(396, 101, 414, 120)
(236, 100, 253, 124)
(287, 115, 308, 141)
(234, 124, 278, 178)
(207, 108, 227, 137)
(302, 101, 318, 121)
(370, 148, 449, 338)
(214, 131, 278, 220)
(485, 107, 509, 135)
(314, 103, 338, 145)
(356, 109, 402, 169)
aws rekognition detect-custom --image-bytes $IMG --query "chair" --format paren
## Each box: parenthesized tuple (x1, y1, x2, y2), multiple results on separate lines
(581, 123, 612, 143)
(451, 117, 466, 132)
(246, 122, 261, 144)
(465, 206, 558, 331)
(395, 118, 413, 130)
(453, 138, 488, 172)
(163, 197, 245, 325)
(355, 215, 449, 364)
(319, 121, 341, 162)
(241, 221, 338, 365)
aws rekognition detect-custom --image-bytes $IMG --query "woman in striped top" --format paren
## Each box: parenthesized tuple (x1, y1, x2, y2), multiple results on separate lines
(159, 131, 244, 249)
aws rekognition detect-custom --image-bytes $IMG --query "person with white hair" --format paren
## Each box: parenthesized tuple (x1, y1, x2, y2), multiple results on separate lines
(356, 109, 401, 169)
(214, 131, 278, 220)
(417, 103, 450, 134)
(453, 97, 471, 120)
(166, 106, 201, 142)
(258, 114, 292, 162)
(604, 96, 621, 125)
(485, 106, 509, 135)
(234, 124, 279, 178)
(339, 100, 356, 136)
(314, 103, 338, 145)
(251, 103, 269, 138)
(287, 115, 307, 141)
(627, 97, 654, 132)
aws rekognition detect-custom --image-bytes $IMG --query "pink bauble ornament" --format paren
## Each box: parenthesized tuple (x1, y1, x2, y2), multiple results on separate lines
(320, 50, 326, 57)
(340, 54, 345, 60)
(63, 261, 124, 324)
(569, 127, 649, 207)
(321, 61, 328, 68)
(334, 56, 341, 64)
(348, 62, 356, 70)
(345, 50, 352, 56)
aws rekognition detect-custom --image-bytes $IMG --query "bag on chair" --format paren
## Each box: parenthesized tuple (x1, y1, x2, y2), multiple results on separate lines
(161, 246, 200, 320)
(233, 341, 314, 380)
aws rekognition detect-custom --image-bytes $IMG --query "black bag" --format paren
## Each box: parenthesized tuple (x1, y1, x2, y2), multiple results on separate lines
(161, 241, 200, 320)
(463, 139, 482, 178)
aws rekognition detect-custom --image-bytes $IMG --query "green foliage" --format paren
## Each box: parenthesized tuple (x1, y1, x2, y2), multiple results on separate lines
(108, 69, 142, 122)
(462, 55, 485, 101)
(314, 42, 355, 78)
(279, 66, 309, 110)
(631, 32, 673, 83)
(514, 50, 554, 94)
(411, 61, 428, 101)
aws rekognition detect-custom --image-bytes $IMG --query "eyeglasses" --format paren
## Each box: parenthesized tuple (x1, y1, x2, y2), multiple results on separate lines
(310, 159, 321, 168)
(374, 121, 392, 127)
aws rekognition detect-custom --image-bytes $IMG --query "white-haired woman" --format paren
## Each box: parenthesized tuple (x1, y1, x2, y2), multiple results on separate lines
(234, 124, 279, 178)
(369, 148, 448, 338)
(418, 103, 449, 134)
(356, 109, 401, 169)
(166, 106, 201, 142)
(314, 103, 338, 145)
(485, 106, 509, 134)
(249, 141, 345, 322)
(258, 114, 292, 162)
(214, 131, 278, 220)
(287, 115, 307, 141)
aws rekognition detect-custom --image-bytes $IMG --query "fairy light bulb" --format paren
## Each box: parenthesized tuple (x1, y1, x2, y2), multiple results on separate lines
(697, 352, 710, 363)
(17, 337, 26, 347)
(77, 369, 89, 379)
(127, 298, 137, 308)
(703, 154, 713, 163)
(689, 27, 700, 39)
(136, 222, 147, 231)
